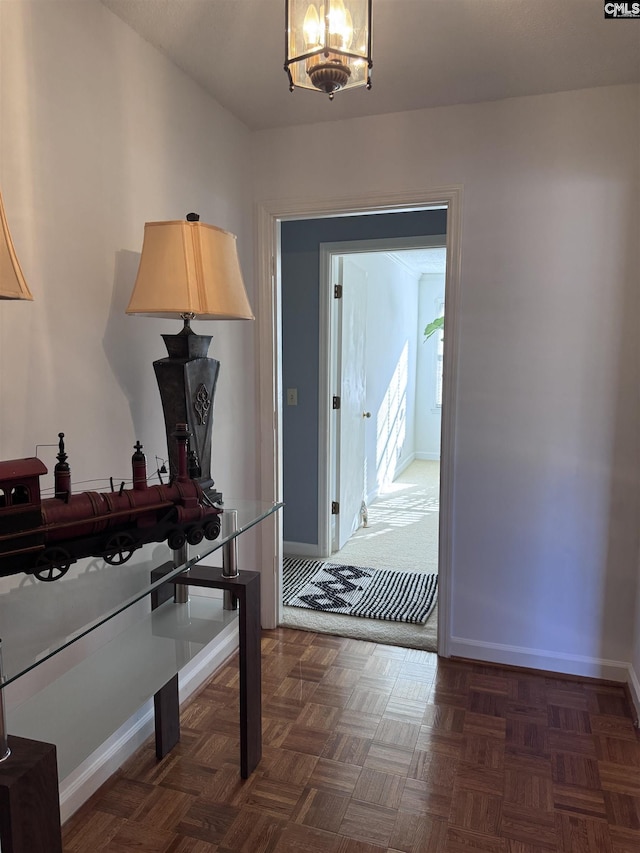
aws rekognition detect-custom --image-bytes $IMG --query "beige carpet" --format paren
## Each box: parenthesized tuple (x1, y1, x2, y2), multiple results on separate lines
(282, 460, 439, 650)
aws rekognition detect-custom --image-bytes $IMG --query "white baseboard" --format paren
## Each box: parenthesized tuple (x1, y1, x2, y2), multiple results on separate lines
(393, 453, 416, 478)
(449, 636, 631, 683)
(415, 451, 440, 461)
(58, 620, 239, 823)
(283, 541, 325, 558)
(627, 663, 640, 726)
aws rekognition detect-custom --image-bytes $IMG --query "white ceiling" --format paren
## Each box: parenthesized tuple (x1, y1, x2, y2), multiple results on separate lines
(101, 0, 640, 132)
(386, 247, 446, 276)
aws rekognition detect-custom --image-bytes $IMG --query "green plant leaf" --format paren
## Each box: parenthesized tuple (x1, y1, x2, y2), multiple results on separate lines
(424, 316, 444, 340)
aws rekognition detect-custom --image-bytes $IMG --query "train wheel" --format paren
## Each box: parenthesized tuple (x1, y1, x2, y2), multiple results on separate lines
(104, 532, 136, 565)
(204, 518, 221, 540)
(34, 547, 72, 582)
(187, 526, 204, 546)
(168, 529, 186, 551)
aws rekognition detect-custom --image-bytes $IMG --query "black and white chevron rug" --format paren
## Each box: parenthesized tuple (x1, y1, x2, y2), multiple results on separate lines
(283, 558, 437, 624)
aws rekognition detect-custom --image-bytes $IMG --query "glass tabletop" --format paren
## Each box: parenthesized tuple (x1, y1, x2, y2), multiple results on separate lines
(0, 500, 282, 688)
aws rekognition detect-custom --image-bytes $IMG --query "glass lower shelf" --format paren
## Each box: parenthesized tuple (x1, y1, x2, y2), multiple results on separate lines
(6, 595, 237, 780)
(0, 499, 281, 687)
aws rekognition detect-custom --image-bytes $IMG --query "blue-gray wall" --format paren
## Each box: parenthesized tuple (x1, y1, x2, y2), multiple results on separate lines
(282, 209, 447, 545)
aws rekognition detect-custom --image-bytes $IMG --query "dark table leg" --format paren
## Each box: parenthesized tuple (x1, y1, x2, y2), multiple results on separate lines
(173, 567, 262, 778)
(0, 736, 62, 853)
(236, 571, 262, 778)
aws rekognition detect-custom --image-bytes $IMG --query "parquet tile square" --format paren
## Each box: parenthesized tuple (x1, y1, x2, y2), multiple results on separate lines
(336, 708, 383, 738)
(351, 767, 406, 808)
(449, 789, 502, 834)
(346, 687, 391, 716)
(292, 787, 350, 832)
(470, 690, 509, 718)
(280, 723, 332, 755)
(552, 783, 607, 820)
(505, 718, 548, 756)
(551, 752, 601, 788)
(422, 702, 466, 731)
(390, 810, 448, 851)
(399, 777, 452, 817)
(408, 748, 458, 786)
(499, 803, 557, 848)
(339, 799, 398, 847)
(463, 710, 507, 739)
(595, 733, 640, 765)
(373, 717, 421, 750)
(232, 775, 304, 819)
(102, 821, 178, 852)
(547, 705, 592, 734)
(604, 790, 640, 829)
(598, 760, 640, 794)
(445, 826, 507, 851)
(307, 756, 363, 795)
(382, 695, 426, 723)
(258, 744, 318, 784)
(392, 677, 432, 702)
(415, 724, 463, 757)
(272, 821, 341, 852)
(174, 799, 239, 844)
(461, 735, 505, 770)
(217, 807, 285, 852)
(554, 812, 614, 853)
(62, 628, 640, 853)
(322, 731, 372, 765)
(363, 741, 414, 776)
(590, 713, 638, 740)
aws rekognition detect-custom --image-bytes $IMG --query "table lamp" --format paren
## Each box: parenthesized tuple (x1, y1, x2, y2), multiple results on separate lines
(0, 189, 33, 301)
(126, 214, 253, 501)
(1, 188, 33, 764)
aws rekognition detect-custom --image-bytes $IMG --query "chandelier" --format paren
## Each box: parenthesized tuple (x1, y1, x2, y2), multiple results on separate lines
(285, 0, 372, 99)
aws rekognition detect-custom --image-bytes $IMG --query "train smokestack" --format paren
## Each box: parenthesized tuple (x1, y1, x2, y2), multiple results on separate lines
(172, 423, 191, 481)
(54, 432, 71, 500)
(132, 441, 148, 490)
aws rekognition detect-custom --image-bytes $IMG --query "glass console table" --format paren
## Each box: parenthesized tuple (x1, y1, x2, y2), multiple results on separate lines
(0, 499, 282, 853)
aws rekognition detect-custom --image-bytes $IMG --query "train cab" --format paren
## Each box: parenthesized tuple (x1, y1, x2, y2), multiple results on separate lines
(0, 457, 47, 563)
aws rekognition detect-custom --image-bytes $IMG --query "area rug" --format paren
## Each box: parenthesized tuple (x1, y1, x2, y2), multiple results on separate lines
(283, 557, 437, 624)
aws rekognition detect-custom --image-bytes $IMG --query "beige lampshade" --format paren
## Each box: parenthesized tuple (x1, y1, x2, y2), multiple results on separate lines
(126, 219, 253, 320)
(0, 190, 33, 301)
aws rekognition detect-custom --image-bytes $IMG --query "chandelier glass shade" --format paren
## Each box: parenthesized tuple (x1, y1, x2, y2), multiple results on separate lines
(285, 0, 372, 98)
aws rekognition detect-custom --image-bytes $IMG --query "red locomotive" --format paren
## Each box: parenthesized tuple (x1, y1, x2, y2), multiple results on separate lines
(0, 424, 222, 581)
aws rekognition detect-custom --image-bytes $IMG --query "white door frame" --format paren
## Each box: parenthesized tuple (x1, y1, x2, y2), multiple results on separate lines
(318, 235, 448, 558)
(256, 187, 463, 658)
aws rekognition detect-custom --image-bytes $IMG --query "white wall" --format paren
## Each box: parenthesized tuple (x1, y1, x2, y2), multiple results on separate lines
(253, 84, 640, 680)
(416, 272, 445, 459)
(0, 1, 255, 499)
(0, 0, 257, 802)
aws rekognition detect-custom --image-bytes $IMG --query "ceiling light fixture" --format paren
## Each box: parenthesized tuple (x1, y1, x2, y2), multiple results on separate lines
(285, 0, 372, 99)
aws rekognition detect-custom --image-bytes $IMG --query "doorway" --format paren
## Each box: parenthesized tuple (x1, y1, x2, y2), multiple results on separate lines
(320, 239, 446, 561)
(255, 186, 463, 659)
(281, 241, 445, 649)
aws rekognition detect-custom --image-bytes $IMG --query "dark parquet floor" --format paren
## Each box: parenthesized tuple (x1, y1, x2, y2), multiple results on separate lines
(62, 627, 640, 852)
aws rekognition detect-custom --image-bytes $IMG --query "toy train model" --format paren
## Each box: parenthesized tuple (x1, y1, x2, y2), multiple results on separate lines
(0, 423, 222, 582)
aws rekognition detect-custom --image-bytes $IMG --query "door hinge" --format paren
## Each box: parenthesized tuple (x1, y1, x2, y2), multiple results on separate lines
(331, 501, 340, 515)
(332, 395, 341, 409)
(334, 284, 343, 299)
